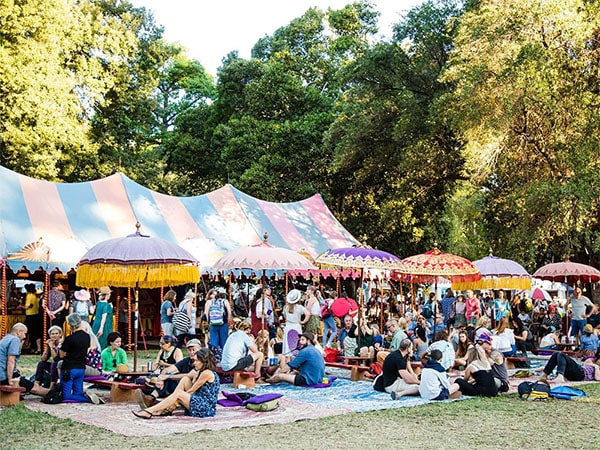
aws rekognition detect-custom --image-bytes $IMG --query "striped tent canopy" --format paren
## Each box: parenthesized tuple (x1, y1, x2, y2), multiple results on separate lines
(0, 166, 358, 273)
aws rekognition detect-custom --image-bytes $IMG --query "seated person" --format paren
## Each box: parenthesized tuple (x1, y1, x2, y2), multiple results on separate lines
(453, 329, 472, 370)
(453, 339, 498, 398)
(539, 326, 561, 350)
(427, 330, 455, 371)
(33, 325, 63, 390)
(491, 317, 516, 357)
(137, 339, 203, 409)
(101, 332, 128, 373)
(375, 338, 420, 399)
(580, 324, 599, 356)
(220, 321, 263, 377)
(376, 318, 408, 364)
(266, 332, 325, 386)
(419, 349, 460, 400)
(133, 348, 219, 419)
(477, 330, 509, 393)
(153, 335, 183, 371)
(539, 351, 590, 384)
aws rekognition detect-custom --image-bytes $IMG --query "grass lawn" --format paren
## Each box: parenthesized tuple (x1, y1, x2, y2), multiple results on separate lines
(2, 355, 600, 449)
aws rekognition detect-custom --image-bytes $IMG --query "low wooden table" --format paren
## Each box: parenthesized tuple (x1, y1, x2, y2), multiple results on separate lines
(0, 385, 26, 406)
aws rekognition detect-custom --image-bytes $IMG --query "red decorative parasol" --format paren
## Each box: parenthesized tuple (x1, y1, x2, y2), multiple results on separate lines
(532, 260, 600, 284)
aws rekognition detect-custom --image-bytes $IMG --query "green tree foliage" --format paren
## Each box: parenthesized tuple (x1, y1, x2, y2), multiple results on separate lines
(325, 0, 465, 256)
(441, 0, 600, 268)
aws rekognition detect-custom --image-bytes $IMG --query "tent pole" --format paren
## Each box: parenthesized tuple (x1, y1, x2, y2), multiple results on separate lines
(1, 263, 6, 338)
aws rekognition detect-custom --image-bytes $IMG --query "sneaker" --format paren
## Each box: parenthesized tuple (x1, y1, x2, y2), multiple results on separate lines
(135, 389, 156, 409)
(85, 391, 101, 405)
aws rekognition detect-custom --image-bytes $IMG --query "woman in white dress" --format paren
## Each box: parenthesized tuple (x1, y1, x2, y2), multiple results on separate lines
(282, 289, 309, 355)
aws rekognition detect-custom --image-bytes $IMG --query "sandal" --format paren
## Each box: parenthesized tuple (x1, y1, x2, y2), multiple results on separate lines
(132, 409, 154, 419)
(158, 408, 174, 416)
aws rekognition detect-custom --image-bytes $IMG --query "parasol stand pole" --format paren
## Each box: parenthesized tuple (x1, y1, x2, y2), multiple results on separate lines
(133, 283, 140, 372)
(127, 288, 132, 352)
(261, 270, 266, 333)
(1, 262, 6, 338)
(42, 251, 50, 350)
(358, 268, 364, 349)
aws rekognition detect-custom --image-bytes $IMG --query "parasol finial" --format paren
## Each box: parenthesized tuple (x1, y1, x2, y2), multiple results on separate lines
(489, 248, 493, 256)
(263, 232, 269, 243)
(135, 222, 141, 234)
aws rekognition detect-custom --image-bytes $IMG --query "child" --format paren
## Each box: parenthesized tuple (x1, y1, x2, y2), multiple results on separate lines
(418, 349, 460, 400)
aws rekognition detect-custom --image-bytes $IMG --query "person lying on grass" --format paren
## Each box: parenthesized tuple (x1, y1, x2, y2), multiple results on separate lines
(132, 348, 219, 419)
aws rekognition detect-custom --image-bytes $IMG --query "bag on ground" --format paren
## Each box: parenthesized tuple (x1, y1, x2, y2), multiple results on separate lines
(550, 385, 586, 400)
(42, 384, 63, 404)
(519, 380, 550, 401)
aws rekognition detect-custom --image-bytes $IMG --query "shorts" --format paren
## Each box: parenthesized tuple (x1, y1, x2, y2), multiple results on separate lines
(293, 374, 307, 386)
(1, 377, 33, 393)
(432, 387, 449, 401)
(384, 377, 411, 395)
(230, 355, 255, 371)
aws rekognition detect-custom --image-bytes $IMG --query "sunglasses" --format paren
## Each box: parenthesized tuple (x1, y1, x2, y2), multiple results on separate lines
(113, 358, 117, 367)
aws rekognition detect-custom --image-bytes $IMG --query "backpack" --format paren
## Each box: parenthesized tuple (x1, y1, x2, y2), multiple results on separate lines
(549, 385, 586, 400)
(321, 302, 331, 319)
(42, 383, 63, 404)
(518, 380, 550, 401)
(173, 304, 191, 334)
(423, 303, 433, 319)
(209, 298, 226, 326)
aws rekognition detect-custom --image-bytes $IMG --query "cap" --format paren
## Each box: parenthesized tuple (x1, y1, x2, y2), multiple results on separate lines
(186, 338, 202, 348)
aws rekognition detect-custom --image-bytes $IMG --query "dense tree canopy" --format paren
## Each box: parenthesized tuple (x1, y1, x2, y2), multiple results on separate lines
(2, 0, 600, 270)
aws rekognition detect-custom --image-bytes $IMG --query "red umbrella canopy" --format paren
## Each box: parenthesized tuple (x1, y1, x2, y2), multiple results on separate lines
(394, 245, 481, 283)
(212, 237, 315, 271)
(533, 260, 600, 284)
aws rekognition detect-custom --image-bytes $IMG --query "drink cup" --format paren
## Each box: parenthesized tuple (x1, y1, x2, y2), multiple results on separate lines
(269, 357, 278, 366)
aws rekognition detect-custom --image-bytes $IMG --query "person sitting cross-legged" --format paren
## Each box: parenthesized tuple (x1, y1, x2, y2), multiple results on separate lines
(132, 348, 219, 419)
(266, 332, 325, 386)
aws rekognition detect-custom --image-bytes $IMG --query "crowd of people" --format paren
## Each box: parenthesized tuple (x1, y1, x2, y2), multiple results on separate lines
(2, 282, 600, 418)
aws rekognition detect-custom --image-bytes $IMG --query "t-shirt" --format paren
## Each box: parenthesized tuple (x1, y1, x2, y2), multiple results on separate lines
(569, 296, 593, 320)
(221, 331, 253, 371)
(390, 329, 408, 351)
(61, 330, 91, 371)
(100, 347, 128, 372)
(175, 357, 194, 374)
(160, 301, 174, 324)
(0, 334, 21, 382)
(287, 345, 325, 385)
(428, 340, 455, 370)
(580, 333, 599, 352)
(382, 349, 407, 388)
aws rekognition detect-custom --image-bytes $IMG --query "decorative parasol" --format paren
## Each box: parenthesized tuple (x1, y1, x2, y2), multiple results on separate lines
(452, 251, 531, 290)
(76, 223, 200, 370)
(526, 287, 552, 302)
(394, 244, 481, 320)
(315, 243, 402, 341)
(532, 260, 600, 284)
(314, 246, 402, 270)
(211, 233, 315, 331)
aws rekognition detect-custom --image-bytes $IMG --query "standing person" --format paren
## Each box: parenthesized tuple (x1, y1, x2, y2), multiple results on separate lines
(47, 281, 66, 329)
(160, 290, 176, 338)
(282, 289, 309, 355)
(376, 338, 420, 399)
(204, 289, 231, 361)
(251, 285, 276, 338)
(0, 323, 46, 396)
(568, 287, 597, 344)
(441, 289, 456, 329)
(494, 290, 509, 323)
(321, 293, 337, 348)
(266, 332, 325, 386)
(174, 290, 196, 348)
(453, 295, 467, 328)
(70, 289, 93, 323)
(91, 286, 114, 349)
(23, 283, 42, 354)
(465, 290, 481, 326)
(304, 286, 322, 340)
(60, 314, 101, 404)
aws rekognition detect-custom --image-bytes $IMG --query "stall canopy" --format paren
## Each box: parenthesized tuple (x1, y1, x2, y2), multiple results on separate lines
(0, 165, 358, 273)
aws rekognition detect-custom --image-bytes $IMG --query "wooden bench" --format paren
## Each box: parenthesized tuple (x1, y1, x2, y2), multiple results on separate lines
(0, 385, 26, 406)
(326, 362, 371, 381)
(343, 356, 372, 367)
(92, 379, 144, 402)
(215, 367, 258, 388)
(532, 349, 580, 357)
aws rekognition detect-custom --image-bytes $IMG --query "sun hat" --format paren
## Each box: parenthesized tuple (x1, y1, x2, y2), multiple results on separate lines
(98, 286, 112, 295)
(116, 364, 129, 374)
(300, 332, 315, 343)
(74, 289, 91, 301)
(584, 324, 594, 334)
(286, 289, 301, 304)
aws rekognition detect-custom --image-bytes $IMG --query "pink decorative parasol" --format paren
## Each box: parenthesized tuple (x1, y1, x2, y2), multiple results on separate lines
(533, 260, 600, 284)
(330, 297, 359, 318)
